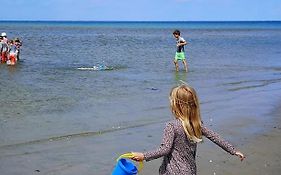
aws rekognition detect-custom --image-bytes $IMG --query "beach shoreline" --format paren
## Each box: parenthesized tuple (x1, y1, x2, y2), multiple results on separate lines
(140, 100, 281, 175)
(1, 21, 281, 175)
(0, 100, 280, 175)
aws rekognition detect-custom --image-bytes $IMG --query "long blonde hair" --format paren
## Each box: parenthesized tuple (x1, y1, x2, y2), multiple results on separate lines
(169, 84, 202, 142)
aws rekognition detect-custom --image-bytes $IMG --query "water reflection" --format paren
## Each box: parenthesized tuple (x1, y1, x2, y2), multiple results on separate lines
(174, 71, 188, 85)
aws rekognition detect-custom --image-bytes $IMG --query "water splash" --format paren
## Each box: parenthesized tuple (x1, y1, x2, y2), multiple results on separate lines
(77, 65, 114, 71)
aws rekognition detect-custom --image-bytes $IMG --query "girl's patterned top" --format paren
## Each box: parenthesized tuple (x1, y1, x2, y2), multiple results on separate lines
(143, 119, 237, 175)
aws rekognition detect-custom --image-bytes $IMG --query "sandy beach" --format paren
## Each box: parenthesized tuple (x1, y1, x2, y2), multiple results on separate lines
(141, 102, 281, 175)
(0, 100, 280, 175)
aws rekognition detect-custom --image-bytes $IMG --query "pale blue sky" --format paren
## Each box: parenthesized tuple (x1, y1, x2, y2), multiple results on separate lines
(1, 0, 280, 21)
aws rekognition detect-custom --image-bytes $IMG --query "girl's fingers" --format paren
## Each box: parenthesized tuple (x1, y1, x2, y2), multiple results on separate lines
(235, 151, 245, 161)
(131, 155, 139, 161)
(131, 152, 144, 161)
(240, 154, 246, 161)
(132, 157, 140, 161)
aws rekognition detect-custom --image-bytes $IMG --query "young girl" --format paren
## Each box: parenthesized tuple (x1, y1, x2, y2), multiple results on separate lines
(131, 84, 245, 175)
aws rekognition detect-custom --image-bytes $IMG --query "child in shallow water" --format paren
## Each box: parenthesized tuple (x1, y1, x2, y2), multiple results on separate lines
(7, 40, 18, 65)
(131, 84, 245, 175)
(173, 30, 188, 72)
(0, 34, 9, 63)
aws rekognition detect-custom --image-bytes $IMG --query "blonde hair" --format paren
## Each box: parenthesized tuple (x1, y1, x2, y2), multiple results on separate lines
(169, 84, 202, 142)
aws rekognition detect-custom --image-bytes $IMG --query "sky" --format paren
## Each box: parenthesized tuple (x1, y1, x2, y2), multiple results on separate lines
(0, 0, 280, 21)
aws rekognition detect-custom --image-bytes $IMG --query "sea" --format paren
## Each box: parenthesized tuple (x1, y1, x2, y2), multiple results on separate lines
(0, 21, 281, 174)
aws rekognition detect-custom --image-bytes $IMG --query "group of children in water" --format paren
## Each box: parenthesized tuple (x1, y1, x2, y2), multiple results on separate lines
(0, 32, 22, 66)
(122, 30, 245, 175)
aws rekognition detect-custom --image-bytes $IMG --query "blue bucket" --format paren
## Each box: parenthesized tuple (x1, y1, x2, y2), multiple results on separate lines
(112, 158, 138, 175)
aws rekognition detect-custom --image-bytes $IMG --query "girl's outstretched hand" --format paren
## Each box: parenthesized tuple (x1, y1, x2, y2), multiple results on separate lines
(131, 152, 144, 162)
(235, 151, 245, 161)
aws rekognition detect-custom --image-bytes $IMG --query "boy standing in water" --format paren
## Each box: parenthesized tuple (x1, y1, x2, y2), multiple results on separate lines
(173, 30, 188, 72)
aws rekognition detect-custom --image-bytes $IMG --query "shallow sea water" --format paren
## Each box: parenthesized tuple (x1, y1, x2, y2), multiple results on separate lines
(0, 21, 281, 174)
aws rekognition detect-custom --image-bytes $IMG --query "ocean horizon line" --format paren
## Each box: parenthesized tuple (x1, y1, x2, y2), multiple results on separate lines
(0, 20, 281, 23)
(1, 20, 281, 30)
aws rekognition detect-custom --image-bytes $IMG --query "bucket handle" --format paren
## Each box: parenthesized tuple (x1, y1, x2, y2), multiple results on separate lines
(117, 152, 144, 173)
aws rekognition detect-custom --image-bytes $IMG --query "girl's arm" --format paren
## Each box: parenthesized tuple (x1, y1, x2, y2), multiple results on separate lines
(202, 125, 237, 155)
(132, 122, 175, 162)
(202, 125, 245, 161)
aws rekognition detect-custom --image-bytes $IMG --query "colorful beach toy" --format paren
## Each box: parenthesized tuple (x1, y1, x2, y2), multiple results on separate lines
(112, 153, 143, 175)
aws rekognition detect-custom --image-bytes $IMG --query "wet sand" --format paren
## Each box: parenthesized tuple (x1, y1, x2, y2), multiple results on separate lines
(0, 102, 281, 175)
(141, 103, 281, 175)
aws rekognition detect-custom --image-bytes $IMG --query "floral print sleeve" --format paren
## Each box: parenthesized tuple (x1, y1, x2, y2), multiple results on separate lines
(202, 125, 237, 155)
(143, 122, 175, 161)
